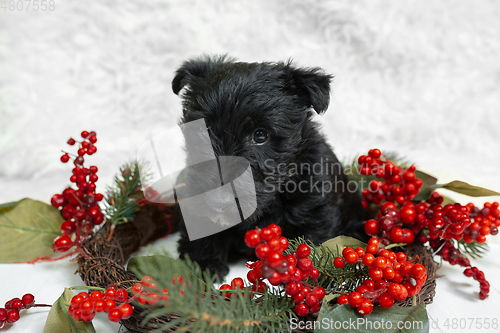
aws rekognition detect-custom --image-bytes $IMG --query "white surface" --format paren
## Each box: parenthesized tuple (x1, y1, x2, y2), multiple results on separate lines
(1, 1, 500, 332)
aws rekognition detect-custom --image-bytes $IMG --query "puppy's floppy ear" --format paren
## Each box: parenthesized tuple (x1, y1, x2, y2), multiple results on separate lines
(172, 55, 230, 95)
(288, 65, 333, 114)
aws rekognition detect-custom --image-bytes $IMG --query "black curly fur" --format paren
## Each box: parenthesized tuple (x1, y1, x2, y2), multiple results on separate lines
(172, 55, 368, 279)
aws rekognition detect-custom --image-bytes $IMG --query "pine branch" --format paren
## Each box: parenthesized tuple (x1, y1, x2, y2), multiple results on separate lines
(454, 239, 490, 259)
(286, 237, 369, 293)
(128, 253, 294, 333)
(104, 161, 150, 225)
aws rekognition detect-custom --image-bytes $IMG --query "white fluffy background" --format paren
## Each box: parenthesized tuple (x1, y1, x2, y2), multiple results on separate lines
(1, 1, 500, 332)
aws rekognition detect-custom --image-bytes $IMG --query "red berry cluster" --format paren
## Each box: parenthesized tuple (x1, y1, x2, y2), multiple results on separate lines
(132, 275, 184, 306)
(359, 149, 500, 301)
(0, 294, 35, 329)
(50, 131, 105, 254)
(69, 286, 133, 323)
(364, 202, 416, 246)
(359, 149, 423, 208)
(335, 238, 427, 315)
(425, 196, 499, 244)
(430, 239, 492, 300)
(236, 225, 325, 317)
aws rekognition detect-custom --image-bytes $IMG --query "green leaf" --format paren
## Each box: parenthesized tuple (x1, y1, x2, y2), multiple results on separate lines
(0, 198, 63, 263)
(0, 200, 21, 211)
(413, 180, 500, 201)
(43, 288, 96, 333)
(414, 170, 437, 187)
(315, 303, 429, 333)
(319, 236, 367, 254)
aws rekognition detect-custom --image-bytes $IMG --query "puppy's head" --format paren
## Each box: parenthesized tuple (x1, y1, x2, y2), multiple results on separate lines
(172, 55, 332, 224)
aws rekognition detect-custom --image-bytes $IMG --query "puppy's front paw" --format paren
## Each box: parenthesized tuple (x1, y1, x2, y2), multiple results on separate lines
(195, 258, 229, 282)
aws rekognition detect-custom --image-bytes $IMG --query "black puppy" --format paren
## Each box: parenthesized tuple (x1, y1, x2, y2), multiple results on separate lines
(172, 55, 366, 279)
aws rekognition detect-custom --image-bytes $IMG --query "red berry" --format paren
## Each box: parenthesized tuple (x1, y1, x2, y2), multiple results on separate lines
(295, 303, 309, 317)
(6, 309, 20, 323)
(89, 174, 98, 183)
(61, 154, 70, 163)
(118, 304, 133, 320)
(285, 282, 300, 296)
(411, 264, 426, 279)
(108, 308, 123, 322)
(268, 271, 282, 286)
(369, 149, 382, 159)
(51, 194, 65, 208)
(337, 294, 349, 305)
(53, 235, 72, 252)
(298, 258, 313, 272)
(396, 252, 407, 262)
(220, 284, 232, 298)
(89, 135, 97, 144)
(244, 230, 261, 248)
(373, 257, 388, 270)
(81, 131, 90, 138)
(378, 293, 394, 308)
(267, 251, 284, 269)
(344, 251, 359, 265)
(68, 138, 76, 145)
(259, 227, 273, 242)
(402, 229, 415, 244)
(364, 219, 380, 236)
(268, 223, 282, 238)
(309, 267, 320, 280)
(362, 279, 375, 290)
(389, 228, 404, 243)
(80, 300, 94, 313)
(388, 283, 408, 301)
(231, 278, 245, 290)
(105, 288, 116, 299)
(104, 299, 116, 313)
(305, 293, 319, 307)
(400, 206, 416, 224)
(61, 220, 77, 235)
(383, 267, 396, 280)
(115, 288, 128, 303)
(362, 253, 375, 266)
(296, 244, 311, 258)
(247, 270, 258, 284)
(342, 247, 354, 258)
(278, 236, 289, 252)
(400, 261, 414, 276)
(355, 247, 365, 258)
(21, 293, 35, 307)
(255, 243, 271, 259)
(312, 286, 325, 300)
(90, 290, 104, 300)
(11, 299, 22, 310)
(348, 291, 363, 307)
(368, 267, 383, 281)
(334, 257, 345, 268)
(292, 292, 305, 304)
(0, 308, 7, 321)
(94, 299, 106, 313)
(356, 299, 373, 315)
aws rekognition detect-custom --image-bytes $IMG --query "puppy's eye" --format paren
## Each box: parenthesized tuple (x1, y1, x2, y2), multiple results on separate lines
(252, 129, 269, 145)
